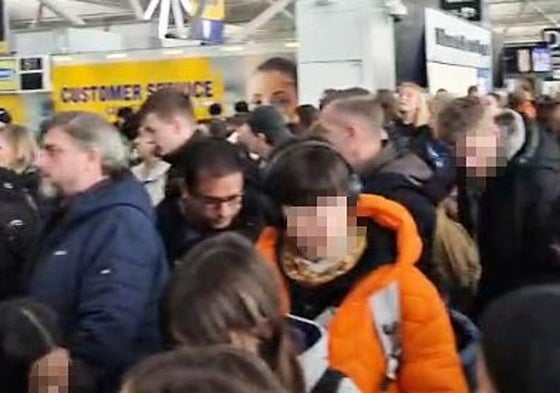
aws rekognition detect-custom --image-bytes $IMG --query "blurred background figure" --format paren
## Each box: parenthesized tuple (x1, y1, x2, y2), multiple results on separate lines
(207, 103, 231, 139)
(114, 107, 138, 141)
(131, 130, 170, 206)
(229, 101, 251, 129)
(377, 88, 399, 128)
(237, 105, 293, 162)
(479, 286, 560, 393)
(0, 125, 41, 301)
(294, 104, 318, 135)
(467, 86, 479, 98)
(483, 93, 505, 118)
(510, 82, 537, 120)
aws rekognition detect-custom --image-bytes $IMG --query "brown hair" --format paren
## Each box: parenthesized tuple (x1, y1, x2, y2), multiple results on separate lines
(137, 87, 194, 121)
(123, 346, 287, 393)
(166, 233, 304, 393)
(437, 96, 486, 145)
(0, 125, 37, 173)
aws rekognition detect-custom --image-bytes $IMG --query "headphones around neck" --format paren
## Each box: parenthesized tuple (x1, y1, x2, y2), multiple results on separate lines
(263, 140, 363, 204)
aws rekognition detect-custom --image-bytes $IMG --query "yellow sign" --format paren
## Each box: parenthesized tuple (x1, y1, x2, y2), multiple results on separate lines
(0, 94, 26, 124)
(192, 0, 225, 21)
(52, 57, 225, 120)
(0, 59, 19, 91)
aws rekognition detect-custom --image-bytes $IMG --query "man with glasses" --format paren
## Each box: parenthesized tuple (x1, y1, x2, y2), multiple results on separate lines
(156, 137, 266, 265)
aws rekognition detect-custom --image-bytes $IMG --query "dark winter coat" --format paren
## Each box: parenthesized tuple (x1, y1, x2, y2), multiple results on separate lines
(360, 142, 439, 274)
(470, 127, 560, 313)
(0, 168, 41, 301)
(26, 175, 169, 393)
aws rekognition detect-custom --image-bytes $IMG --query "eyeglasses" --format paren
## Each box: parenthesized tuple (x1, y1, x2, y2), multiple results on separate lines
(191, 192, 244, 210)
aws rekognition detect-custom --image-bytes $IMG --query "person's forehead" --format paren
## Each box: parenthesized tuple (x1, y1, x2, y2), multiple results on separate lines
(43, 126, 75, 147)
(196, 172, 244, 193)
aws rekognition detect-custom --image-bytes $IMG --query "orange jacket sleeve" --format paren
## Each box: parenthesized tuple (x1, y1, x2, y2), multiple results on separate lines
(398, 268, 469, 393)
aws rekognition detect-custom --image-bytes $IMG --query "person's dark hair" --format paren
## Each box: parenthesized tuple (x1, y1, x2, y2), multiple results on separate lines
(437, 96, 486, 145)
(124, 346, 287, 393)
(264, 138, 355, 207)
(167, 233, 304, 393)
(437, 88, 448, 94)
(137, 88, 194, 121)
(319, 87, 372, 110)
(480, 285, 560, 393)
(208, 103, 223, 117)
(0, 298, 61, 393)
(0, 108, 13, 124)
(467, 85, 478, 95)
(179, 137, 246, 192)
(295, 105, 319, 131)
(234, 101, 250, 114)
(247, 106, 293, 147)
(116, 107, 134, 121)
(256, 57, 298, 87)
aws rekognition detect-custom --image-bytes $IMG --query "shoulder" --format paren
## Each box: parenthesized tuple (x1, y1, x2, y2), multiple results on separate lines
(397, 267, 447, 320)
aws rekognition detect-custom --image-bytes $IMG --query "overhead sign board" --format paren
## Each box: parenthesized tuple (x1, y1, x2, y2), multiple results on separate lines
(440, 0, 482, 22)
(425, 8, 492, 69)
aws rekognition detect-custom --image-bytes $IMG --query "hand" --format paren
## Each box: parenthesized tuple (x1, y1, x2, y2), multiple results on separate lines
(29, 347, 70, 393)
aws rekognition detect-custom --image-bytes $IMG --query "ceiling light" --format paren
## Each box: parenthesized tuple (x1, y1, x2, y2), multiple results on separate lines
(220, 46, 245, 52)
(106, 53, 128, 59)
(284, 42, 299, 48)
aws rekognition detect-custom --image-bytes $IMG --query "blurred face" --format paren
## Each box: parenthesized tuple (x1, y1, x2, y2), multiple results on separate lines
(184, 172, 244, 230)
(0, 132, 17, 169)
(397, 86, 420, 114)
(284, 196, 354, 261)
(483, 95, 503, 118)
(141, 113, 194, 156)
(455, 108, 503, 178)
(37, 127, 97, 195)
(133, 130, 157, 161)
(247, 70, 298, 121)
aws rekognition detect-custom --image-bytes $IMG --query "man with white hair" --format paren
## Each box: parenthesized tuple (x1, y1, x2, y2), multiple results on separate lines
(26, 112, 168, 393)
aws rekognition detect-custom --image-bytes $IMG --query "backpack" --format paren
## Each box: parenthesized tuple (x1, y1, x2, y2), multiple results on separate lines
(432, 204, 481, 295)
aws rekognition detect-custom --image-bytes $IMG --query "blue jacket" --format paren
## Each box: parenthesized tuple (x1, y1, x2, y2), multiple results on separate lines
(26, 175, 169, 392)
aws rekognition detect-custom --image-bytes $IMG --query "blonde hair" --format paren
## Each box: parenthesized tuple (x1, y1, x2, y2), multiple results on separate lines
(398, 82, 431, 128)
(0, 124, 38, 173)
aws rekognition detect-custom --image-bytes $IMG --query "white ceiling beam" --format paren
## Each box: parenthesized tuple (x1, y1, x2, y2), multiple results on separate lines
(144, 0, 160, 20)
(264, 0, 294, 20)
(127, 0, 145, 20)
(38, 0, 87, 25)
(171, 0, 187, 37)
(158, 0, 171, 38)
(231, 0, 295, 42)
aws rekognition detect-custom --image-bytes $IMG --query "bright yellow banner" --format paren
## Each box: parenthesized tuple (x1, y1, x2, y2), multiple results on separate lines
(192, 0, 225, 21)
(0, 94, 26, 124)
(0, 59, 19, 91)
(52, 57, 225, 120)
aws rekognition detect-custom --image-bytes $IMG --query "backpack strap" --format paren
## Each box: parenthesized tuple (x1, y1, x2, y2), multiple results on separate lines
(368, 281, 402, 392)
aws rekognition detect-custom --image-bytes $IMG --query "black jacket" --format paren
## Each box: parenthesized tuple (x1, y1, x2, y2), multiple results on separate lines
(470, 127, 560, 312)
(0, 168, 41, 301)
(360, 142, 438, 274)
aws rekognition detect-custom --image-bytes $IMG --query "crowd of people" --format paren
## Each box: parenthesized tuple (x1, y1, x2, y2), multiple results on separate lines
(1, 76, 560, 393)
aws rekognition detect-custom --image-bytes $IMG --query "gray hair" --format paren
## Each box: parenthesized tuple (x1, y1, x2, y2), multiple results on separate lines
(42, 111, 128, 176)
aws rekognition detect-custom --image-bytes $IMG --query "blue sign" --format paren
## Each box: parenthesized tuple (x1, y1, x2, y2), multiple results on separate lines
(0, 68, 15, 80)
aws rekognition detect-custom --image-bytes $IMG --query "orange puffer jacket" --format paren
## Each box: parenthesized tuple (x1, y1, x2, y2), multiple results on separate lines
(256, 194, 469, 393)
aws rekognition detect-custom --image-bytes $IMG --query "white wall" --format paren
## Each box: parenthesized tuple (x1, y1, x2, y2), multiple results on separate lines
(296, 0, 396, 106)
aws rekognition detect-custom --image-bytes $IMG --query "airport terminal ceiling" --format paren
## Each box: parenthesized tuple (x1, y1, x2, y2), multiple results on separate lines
(5, 0, 560, 43)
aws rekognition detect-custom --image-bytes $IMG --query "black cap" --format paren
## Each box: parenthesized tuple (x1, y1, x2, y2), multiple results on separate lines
(247, 106, 292, 146)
